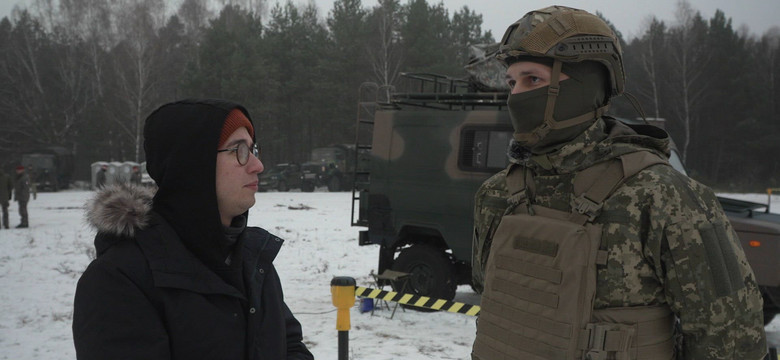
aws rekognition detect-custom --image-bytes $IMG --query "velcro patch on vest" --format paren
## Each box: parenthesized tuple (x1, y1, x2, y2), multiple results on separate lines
(493, 277, 560, 308)
(514, 236, 559, 257)
(496, 254, 562, 284)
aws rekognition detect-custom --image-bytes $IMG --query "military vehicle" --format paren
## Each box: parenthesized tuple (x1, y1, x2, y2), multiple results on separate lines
(351, 70, 780, 322)
(258, 163, 304, 192)
(351, 73, 513, 301)
(21, 146, 74, 191)
(720, 197, 780, 324)
(301, 144, 363, 192)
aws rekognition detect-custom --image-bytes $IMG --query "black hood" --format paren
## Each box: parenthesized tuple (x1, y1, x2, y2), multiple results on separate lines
(143, 99, 255, 268)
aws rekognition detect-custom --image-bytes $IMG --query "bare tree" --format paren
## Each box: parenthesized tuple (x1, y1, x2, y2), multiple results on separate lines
(667, 0, 710, 164)
(636, 17, 665, 120)
(178, 0, 212, 39)
(217, 0, 267, 19)
(366, 0, 402, 100)
(112, 0, 166, 162)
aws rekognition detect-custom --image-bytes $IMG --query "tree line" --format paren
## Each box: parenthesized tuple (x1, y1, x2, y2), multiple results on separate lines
(0, 0, 777, 190)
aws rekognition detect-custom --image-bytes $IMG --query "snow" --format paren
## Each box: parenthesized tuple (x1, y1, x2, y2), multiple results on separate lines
(1, 190, 778, 359)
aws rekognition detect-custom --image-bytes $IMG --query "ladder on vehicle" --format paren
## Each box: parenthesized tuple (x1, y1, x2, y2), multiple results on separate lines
(351, 82, 392, 227)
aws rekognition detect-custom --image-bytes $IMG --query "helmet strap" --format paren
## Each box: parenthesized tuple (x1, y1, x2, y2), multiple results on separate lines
(525, 60, 563, 145)
(513, 59, 611, 146)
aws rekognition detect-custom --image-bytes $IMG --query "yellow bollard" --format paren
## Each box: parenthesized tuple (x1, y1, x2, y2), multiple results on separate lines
(331, 276, 356, 360)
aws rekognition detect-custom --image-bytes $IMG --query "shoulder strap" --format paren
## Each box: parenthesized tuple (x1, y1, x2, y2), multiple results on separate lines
(570, 150, 668, 225)
(504, 163, 532, 207)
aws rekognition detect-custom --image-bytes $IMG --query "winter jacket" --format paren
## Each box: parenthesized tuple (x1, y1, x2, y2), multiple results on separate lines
(74, 99, 313, 360)
(0, 171, 11, 206)
(73, 184, 313, 360)
(13, 172, 30, 202)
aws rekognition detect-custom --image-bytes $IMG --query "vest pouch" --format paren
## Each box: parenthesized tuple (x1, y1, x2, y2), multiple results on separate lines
(475, 205, 603, 360)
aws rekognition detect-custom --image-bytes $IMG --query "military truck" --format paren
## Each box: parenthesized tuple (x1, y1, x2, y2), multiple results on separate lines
(21, 146, 74, 191)
(258, 163, 304, 192)
(301, 144, 363, 192)
(352, 73, 513, 301)
(351, 72, 780, 322)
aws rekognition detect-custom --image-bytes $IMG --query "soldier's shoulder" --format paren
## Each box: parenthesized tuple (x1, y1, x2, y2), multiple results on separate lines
(478, 168, 509, 193)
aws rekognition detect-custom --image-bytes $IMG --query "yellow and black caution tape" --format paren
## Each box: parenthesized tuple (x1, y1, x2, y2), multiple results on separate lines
(355, 286, 480, 316)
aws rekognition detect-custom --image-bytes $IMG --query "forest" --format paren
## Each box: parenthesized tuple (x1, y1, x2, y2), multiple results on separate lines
(0, 0, 777, 190)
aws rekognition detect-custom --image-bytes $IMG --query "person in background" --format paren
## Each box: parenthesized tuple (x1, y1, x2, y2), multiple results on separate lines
(0, 168, 12, 229)
(13, 165, 30, 228)
(73, 99, 314, 360)
(130, 165, 142, 185)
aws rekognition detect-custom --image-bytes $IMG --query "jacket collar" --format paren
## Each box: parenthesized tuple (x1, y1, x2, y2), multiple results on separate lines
(135, 214, 282, 298)
(509, 117, 670, 175)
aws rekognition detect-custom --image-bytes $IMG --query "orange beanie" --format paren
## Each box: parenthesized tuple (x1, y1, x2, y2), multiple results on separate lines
(218, 109, 254, 147)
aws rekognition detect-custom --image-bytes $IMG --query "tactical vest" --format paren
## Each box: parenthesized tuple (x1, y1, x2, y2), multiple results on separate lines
(473, 151, 677, 360)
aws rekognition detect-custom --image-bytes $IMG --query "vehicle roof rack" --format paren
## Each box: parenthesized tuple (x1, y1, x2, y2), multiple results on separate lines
(388, 72, 507, 110)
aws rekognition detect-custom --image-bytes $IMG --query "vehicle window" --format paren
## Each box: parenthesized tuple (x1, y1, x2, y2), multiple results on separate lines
(459, 128, 512, 172)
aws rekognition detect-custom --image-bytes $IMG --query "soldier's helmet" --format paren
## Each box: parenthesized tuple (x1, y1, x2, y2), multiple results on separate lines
(496, 5, 624, 98)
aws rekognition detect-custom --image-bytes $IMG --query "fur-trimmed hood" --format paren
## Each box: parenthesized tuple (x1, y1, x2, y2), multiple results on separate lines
(86, 183, 155, 238)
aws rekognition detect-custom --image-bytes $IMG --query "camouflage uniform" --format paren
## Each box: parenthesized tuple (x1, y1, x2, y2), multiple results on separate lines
(473, 117, 767, 359)
(0, 170, 12, 229)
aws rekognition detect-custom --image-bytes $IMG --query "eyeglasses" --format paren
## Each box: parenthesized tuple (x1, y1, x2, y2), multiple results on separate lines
(217, 141, 260, 166)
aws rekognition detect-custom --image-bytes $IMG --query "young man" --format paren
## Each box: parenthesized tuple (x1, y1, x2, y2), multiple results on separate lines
(13, 165, 30, 228)
(471, 6, 766, 360)
(73, 99, 313, 360)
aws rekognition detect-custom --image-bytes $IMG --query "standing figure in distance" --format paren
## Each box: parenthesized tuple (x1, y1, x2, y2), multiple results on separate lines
(13, 165, 30, 228)
(0, 168, 12, 229)
(95, 164, 108, 189)
(471, 6, 766, 360)
(73, 99, 314, 360)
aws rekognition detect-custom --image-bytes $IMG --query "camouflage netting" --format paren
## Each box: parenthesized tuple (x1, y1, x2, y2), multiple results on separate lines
(464, 43, 510, 93)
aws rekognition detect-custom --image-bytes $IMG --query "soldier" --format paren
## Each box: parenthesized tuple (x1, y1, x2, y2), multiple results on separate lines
(0, 168, 12, 229)
(13, 166, 31, 228)
(471, 6, 766, 360)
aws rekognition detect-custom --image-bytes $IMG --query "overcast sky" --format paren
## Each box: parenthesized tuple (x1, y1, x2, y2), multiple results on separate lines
(2, 0, 778, 39)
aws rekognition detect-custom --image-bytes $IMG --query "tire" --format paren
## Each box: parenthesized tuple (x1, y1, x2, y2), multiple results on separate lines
(391, 244, 456, 311)
(301, 182, 314, 192)
(277, 181, 288, 192)
(327, 176, 341, 192)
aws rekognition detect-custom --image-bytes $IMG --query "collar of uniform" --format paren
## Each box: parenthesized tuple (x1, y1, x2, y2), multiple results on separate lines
(528, 118, 609, 174)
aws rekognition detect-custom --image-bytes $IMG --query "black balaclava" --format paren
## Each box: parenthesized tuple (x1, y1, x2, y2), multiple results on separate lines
(143, 99, 255, 270)
(507, 60, 610, 154)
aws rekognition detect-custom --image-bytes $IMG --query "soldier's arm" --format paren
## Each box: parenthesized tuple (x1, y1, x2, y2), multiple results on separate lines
(652, 175, 766, 359)
(471, 170, 509, 294)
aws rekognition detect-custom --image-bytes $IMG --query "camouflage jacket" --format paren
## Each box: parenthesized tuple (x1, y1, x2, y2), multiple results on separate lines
(473, 117, 766, 359)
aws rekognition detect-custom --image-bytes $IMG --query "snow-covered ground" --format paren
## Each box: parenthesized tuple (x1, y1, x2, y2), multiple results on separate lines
(1, 190, 778, 359)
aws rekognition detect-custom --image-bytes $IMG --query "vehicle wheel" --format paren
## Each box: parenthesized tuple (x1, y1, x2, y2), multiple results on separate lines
(391, 244, 456, 311)
(301, 182, 314, 192)
(277, 181, 288, 192)
(327, 176, 341, 192)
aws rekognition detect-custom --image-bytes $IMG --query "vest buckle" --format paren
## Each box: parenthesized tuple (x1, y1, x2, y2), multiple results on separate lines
(584, 350, 607, 360)
(583, 323, 610, 360)
(572, 194, 603, 221)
